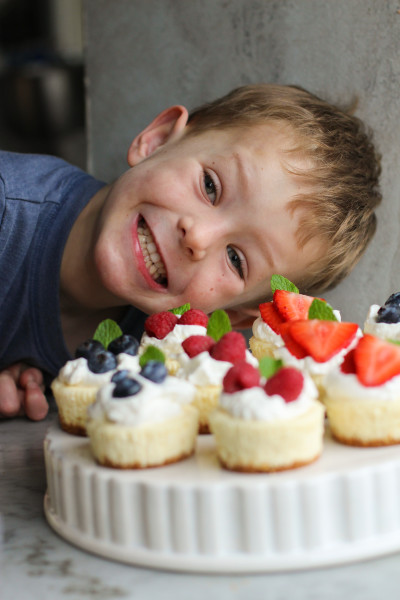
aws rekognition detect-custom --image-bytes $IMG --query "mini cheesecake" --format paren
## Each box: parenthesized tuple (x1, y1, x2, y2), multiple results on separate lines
(209, 362, 325, 472)
(176, 331, 258, 434)
(249, 288, 341, 361)
(324, 334, 400, 446)
(139, 309, 208, 375)
(363, 292, 400, 342)
(86, 363, 199, 468)
(51, 335, 140, 436)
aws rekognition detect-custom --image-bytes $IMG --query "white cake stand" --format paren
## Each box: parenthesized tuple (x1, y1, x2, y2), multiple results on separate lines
(44, 422, 400, 573)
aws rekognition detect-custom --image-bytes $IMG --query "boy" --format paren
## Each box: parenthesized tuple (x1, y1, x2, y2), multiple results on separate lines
(0, 84, 381, 421)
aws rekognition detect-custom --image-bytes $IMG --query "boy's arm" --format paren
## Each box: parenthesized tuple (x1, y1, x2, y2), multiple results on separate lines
(0, 364, 49, 421)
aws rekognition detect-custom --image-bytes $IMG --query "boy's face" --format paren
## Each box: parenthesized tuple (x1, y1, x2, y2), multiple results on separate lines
(94, 120, 320, 320)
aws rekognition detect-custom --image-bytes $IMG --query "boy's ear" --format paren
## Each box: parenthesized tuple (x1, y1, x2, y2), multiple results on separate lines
(225, 306, 260, 330)
(127, 105, 189, 166)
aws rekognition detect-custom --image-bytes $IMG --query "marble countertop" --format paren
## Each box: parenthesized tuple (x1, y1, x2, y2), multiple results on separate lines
(3, 404, 400, 600)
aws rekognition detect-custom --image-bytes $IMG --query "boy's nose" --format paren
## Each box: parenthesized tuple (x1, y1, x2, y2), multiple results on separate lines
(178, 216, 213, 260)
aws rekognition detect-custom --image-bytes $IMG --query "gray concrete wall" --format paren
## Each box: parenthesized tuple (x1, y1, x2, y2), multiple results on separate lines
(83, 0, 400, 325)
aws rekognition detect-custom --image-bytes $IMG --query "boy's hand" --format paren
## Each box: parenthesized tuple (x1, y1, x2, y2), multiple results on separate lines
(0, 363, 48, 421)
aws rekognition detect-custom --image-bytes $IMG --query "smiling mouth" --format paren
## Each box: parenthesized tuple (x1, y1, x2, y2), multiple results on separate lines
(138, 217, 168, 287)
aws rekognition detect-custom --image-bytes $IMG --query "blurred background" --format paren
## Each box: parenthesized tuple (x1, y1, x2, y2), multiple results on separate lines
(0, 0, 85, 168)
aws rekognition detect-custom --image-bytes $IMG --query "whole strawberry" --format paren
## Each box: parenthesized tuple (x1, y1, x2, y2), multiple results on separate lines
(264, 366, 304, 403)
(209, 331, 246, 364)
(223, 362, 260, 393)
(182, 335, 215, 358)
(179, 308, 209, 327)
(144, 311, 178, 339)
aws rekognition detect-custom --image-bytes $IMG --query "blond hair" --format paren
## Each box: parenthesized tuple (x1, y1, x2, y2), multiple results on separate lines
(187, 84, 381, 295)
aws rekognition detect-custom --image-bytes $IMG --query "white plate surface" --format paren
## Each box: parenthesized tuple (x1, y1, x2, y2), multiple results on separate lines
(44, 422, 400, 573)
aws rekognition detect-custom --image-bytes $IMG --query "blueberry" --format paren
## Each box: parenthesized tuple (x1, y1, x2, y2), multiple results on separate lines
(140, 360, 167, 383)
(87, 350, 117, 373)
(111, 369, 130, 383)
(384, 292, 400, 308)
(376, 305, 400, 324)
(113, 377, 142, 398)
(108, 334, 139, 356)
(75, 338, 104, 360)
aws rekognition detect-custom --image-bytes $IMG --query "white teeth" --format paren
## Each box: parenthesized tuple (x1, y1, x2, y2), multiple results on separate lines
(138, 219, 167, 284)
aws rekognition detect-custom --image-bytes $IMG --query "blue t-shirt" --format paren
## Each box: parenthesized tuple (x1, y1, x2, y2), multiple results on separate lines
(0, 150, 147, 378)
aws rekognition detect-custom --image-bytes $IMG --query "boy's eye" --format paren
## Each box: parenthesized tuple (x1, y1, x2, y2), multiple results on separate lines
(203, 171, 217, 205)
(227, 246, 245, 280)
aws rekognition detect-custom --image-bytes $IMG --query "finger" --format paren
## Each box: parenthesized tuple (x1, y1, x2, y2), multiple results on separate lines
(20, 367, 45, 391)
(0, 371, 23, 417)
(23, 381, 49, 421)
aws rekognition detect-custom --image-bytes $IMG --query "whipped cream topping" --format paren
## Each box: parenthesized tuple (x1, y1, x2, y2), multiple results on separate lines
(116, 353, 141, 373)
(139, 323, 207, 359)
(58, 353, 140, 387)
(251, 316, 284, 346)
(57, 357, 116, 386)
(177, 349, 258, 386)
(363, 304, 400, 341)
(138, 218, 166, 284)
(219, 374, 318, 421)
(88, 374, 196, 426)
(325, 369, 400, 400)
(274, 326, 362, 376)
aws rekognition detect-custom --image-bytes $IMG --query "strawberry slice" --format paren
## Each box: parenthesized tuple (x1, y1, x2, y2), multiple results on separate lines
(354, 334, 400, 386)
(279, 322, 308, 359)
(288, 320, 358, 363)
(340, 349, 357, 374)
(259, 301, 285, 334)
(273, 289, 316, 321)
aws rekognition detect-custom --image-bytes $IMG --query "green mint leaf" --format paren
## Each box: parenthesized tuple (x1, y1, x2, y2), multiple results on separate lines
(270, 274, 299, 294)
(93, 319, 123, 349)
(206, 309, 232, 341)
(389, 339, 400, 346)
(258, 356, 283, 379)
(139, 346, 166, 368)
(169, 303, 191, 315)
(308, 298, 338, 321)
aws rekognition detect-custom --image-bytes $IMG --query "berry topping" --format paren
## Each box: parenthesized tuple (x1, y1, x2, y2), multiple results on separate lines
(273, 289, 316, 321)
(279, 322, 308, 359)
(384, 292, 400, 307)
(264, 366, 304, 403)
(144, 311, 179, 339)
(259, 301, 285, 333)
(354, 334, 400, 386)
(112, 376, 142, 397)
(140, 360, 168, 383)
(287, 320, 358, 362)
(340, 349, 357, 374)
(87, 350, 117, 373)
(178, 308, 209, 327)
(75, 338, 104, 360)
(111, 369, 130, 383)
(223, 361, 260, 393)
(108, 334, 139, 356)
(376, 304, 400, 324)
(182, 335, 215, 358)
(209, 331, 247, 364)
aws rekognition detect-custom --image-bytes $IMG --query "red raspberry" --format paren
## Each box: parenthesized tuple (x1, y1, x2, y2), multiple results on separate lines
(179, 308, 209, 327)
(264, 366, 304, 403)
(209, 331, 246, 364)
(223, 361, 260, 393)
(144, 311, 178, 339)
(182, 335, 215, 358)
